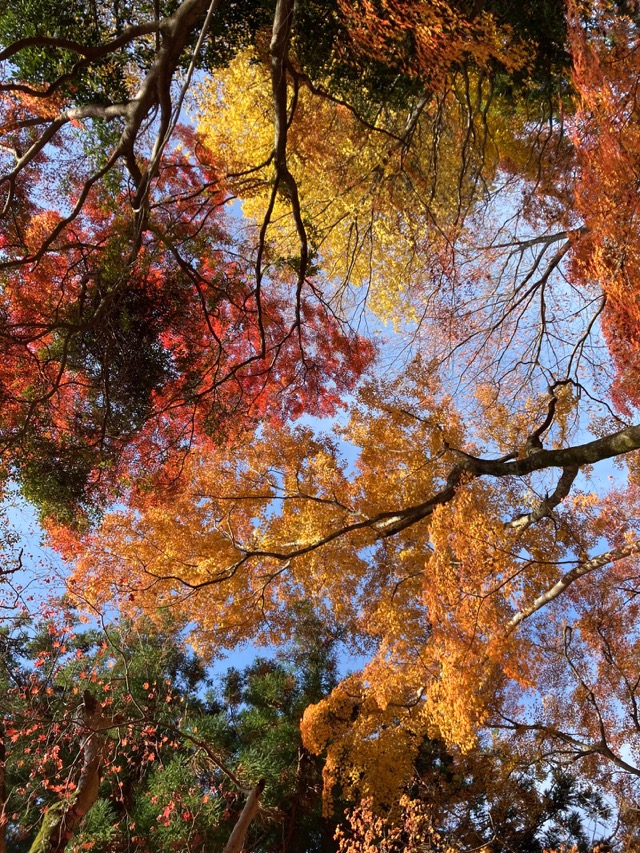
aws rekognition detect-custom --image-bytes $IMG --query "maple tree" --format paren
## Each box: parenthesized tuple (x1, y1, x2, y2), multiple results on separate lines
(335, 764, 610, 853)
(66, 360, 640, 824)
(0, 111, 373, 523)
(0, 0, 574, 520)
(0, 0, 386, 522)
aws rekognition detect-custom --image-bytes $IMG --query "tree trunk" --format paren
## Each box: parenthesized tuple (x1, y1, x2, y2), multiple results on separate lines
(0, 720, 6, 853)
(222, 780, 265, 853)
(29, 691, 121, 853)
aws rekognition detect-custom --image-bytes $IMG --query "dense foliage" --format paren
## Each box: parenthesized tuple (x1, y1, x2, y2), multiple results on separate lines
(2, 613, 343, 851)
(3, 0, 640, 849)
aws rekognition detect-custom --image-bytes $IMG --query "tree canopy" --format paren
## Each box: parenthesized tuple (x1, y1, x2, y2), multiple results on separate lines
(3, 0, 640, 849)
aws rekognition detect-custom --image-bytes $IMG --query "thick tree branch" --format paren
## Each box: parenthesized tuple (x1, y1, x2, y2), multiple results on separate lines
(508, 539, 640, 629)
(28, 691, 124, 853)
(0, 23, 160, 65)
(1, 0, 214, 223)
(375, 422, 640, 538)
(142, 426, 640, 598)
(523, 387, 560, 454)
(269, 0, 308, 347)
(0, 24, 162, 102)
(222, 779, 266, 853)
(507, 465, 578, 531)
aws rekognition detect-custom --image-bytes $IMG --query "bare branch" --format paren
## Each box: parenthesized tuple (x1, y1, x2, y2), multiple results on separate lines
(508, 540, 640, 629)
(497, 716, 640, 777)
(0, 23, 160, 65)
(507, 465, 578, 531)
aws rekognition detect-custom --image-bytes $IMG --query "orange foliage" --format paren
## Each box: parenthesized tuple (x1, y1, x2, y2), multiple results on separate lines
(6, 0, 640, 843)
(567, 0, 640, 411)
(69, 357, 640, 818)
(336, 0, 528, 85)
(335, 796, 462, 852)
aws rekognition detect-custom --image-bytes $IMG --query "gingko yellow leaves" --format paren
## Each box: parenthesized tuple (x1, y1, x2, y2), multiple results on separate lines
(196, 47, 521, 324)
(301, 476, 547, 807)
(302, 636, 496, 813)
(197, 50, 412, 320)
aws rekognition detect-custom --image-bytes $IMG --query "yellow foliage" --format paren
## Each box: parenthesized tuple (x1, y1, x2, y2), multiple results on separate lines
(195, 51, 523, 325)
(69, 359, 628, 815)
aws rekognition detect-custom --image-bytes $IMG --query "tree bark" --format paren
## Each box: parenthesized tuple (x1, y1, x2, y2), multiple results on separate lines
(28, 691, 121, 853)
(222, 779, 266, 853)
(0, 721, 6, 853)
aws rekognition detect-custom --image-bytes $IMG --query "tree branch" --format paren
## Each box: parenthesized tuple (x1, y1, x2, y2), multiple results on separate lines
(507, 465, 579, 531)
(375, 422, 640, 538)
(222, 779, 266, 853)
(508, 540, 640, 629)
(0, 23, 160, 65)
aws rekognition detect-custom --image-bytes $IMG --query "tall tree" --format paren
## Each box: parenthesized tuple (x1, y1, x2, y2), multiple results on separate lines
(1, 610, 341, 851)
(0, 118, 372, 524)
(68, 357, 640, 840)
(336, 761, 611, 852)
(0, 0, 381, 521)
